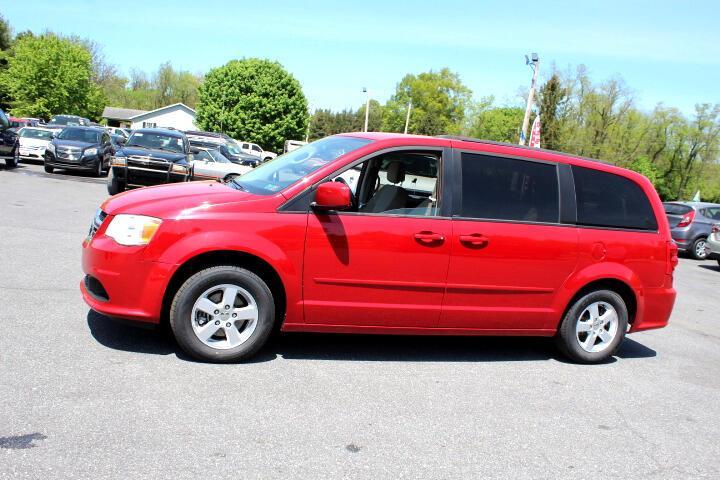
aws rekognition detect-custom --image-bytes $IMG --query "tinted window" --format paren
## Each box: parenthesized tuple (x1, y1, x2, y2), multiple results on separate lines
(460, 153, 559, 223)
(58, 128, 101, 143)
(663, 203, 693, 215)
(0, 110, 9, 128)
(572, 166, 657, 230)
(701, 207, 720, 220)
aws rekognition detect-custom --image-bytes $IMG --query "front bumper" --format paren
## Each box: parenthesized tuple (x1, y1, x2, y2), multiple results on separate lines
(46, 151, 100, 171)
(19, 146, 46, 161)
(81, 229, 176, 324)
(111, 162, 189, 188)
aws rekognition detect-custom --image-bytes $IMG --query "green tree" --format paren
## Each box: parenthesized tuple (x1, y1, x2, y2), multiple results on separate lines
(537, 73, 568, 151)
(196, 58, 308, 151)
(382, 68, 471, 136)
(0, 33, 103, 120)
(0, 14, 11, 51)
(469, 106, 524, 143)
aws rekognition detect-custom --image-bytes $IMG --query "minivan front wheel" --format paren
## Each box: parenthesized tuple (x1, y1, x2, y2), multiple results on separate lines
(556, 290, 628, 363)
(169, 266, 275, 363)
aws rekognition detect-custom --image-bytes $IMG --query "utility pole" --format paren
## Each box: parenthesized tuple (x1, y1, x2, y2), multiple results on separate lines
(363, 87, 370, 132)
(404, 100, 412, 134)
(519, 53, 539, 146)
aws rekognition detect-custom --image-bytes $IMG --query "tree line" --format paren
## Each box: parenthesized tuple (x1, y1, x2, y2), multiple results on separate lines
(1, 12, 718, 200)
(308, 66, 720, 202)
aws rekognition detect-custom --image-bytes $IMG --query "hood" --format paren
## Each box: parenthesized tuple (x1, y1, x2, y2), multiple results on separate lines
(118, 145, 186, 163)
(54, 139, 96, 149)
(100, 180, 265, 218)
(20, 137, 51, 147)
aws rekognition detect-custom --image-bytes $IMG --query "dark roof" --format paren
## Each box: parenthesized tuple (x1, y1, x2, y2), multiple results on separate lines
(102, 107, 149, 120)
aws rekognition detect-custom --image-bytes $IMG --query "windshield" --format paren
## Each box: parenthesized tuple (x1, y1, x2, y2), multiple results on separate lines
(126, 131, 185, 153)
(225, 143, 243, 156)
(20, 128, 53, 140)
(208, 149, 231, 163)
(51, 116, 86, 126)
(232, 136, 372, 195)
(57, 128, 100, 143)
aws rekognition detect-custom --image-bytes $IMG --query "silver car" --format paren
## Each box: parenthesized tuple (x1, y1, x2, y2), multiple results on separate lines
(663, 202, 720, 259)
(705, 224, 720, 267)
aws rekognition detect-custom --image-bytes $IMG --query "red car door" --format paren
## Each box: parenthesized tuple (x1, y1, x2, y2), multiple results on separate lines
(302, 149, 451, 328)
(439, 150, 578, 332)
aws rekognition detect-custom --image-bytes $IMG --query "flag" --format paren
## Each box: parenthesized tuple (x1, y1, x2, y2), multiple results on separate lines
(529, 115, 541, 148)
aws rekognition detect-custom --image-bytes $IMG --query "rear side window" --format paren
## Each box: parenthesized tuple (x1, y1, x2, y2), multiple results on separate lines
(460, 153, 559, 223)
(572, 166, 657, 231)
(701, 207, 720, 220)
(663, 203, 692, 215)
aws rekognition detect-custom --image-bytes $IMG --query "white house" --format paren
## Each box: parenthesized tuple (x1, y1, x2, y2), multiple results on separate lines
(102, 103, 197, 130)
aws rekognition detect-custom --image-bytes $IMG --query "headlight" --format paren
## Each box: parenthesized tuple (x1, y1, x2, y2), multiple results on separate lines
(111, 156, 126, 166)
(84, 147, 98, 156)
(171, 164, 189, 174)
(104, 214, 162, 246)
(47, 143, 56, 153)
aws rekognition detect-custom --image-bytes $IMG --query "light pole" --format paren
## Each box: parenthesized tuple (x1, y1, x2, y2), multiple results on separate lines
(519, 53, 539, 146)
(363, 87, 370, 132)
(404, 100, 412, 134)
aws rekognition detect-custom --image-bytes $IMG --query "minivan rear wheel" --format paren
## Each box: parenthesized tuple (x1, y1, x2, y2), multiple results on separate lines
(169, 266, 275, 363)
(556, 290, 628, 364)
(691, 237, 708, 260)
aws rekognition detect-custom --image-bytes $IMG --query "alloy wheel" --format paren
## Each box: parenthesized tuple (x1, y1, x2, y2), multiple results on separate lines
(575, 301, 619, 353)
(695, 239, 707, 259)
(190, 284, 259, 350)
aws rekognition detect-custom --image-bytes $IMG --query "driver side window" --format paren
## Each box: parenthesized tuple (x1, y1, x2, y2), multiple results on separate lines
(332, 150, 441, 217)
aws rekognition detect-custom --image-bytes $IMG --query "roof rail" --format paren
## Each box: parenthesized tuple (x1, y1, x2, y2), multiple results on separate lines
(435, 135, 609, 165)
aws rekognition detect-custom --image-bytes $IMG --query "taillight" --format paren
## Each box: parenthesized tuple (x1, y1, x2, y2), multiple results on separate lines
(676, 210, 695, 227)
(666, 241, 678, 274)
(712, 224, 720, 234)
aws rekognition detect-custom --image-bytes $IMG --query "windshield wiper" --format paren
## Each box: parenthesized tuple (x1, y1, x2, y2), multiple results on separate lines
(229, 178, 245, 191)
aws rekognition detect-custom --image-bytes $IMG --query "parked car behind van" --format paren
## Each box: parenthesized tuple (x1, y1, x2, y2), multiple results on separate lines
(44, 126, 114, 177)
(107, 128, 192, 194)
(16, 127, 55, 162)
(663, 201, 720, 259)
(0, 108, 19, 167)
(81, 133, 677, 364)
(704, 224, 720, 267)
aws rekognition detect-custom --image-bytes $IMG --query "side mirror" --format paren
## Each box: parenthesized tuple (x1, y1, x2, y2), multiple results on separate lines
(312, 181, 352, 211)
(190, 147, 200, 154)
(117, 136, 126, 145)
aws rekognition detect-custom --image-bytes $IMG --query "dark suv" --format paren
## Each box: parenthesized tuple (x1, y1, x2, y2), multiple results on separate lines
(663, 201, 720, 259)
(45, 126, 113, 177)
(107, 128, 192, 195)
(0, 109, 19, 168)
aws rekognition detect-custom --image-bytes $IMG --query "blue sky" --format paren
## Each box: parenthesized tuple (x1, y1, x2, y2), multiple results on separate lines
(4, 1, 719, 114)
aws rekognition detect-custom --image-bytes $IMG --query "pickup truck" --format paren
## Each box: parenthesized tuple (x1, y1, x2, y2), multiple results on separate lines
(0, 108, 18, 168)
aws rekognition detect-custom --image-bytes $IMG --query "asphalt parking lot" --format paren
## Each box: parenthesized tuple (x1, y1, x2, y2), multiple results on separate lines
(1, 162, 719, 479)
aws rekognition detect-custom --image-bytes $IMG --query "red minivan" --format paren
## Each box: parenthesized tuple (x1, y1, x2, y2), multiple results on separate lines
(81, 133, 677, 363)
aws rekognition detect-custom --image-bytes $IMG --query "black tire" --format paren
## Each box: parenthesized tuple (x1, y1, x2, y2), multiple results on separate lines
(169, 266, 275, 363)
(107, 170, 125, 195)
(6, 152, 17, 168)
(44, 163, 54, 174)
(691, 237, 708, 260)
(556, 289, 628, 364)
(13, 148, 21, 165)
(93, 160, 103, 177)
